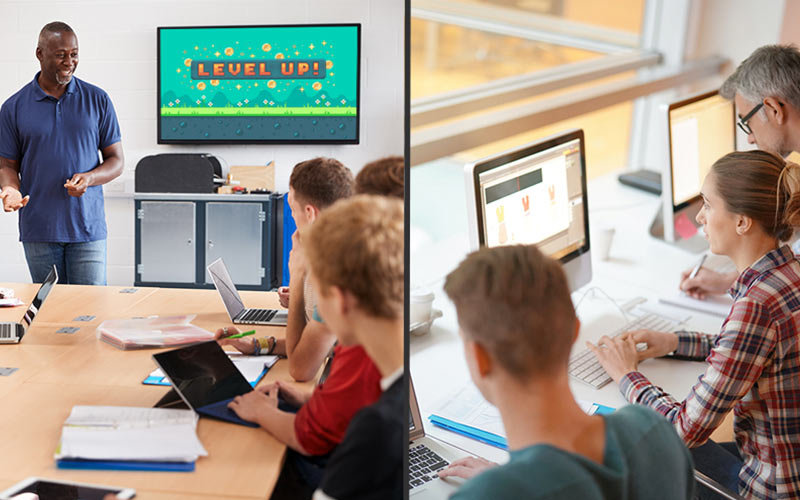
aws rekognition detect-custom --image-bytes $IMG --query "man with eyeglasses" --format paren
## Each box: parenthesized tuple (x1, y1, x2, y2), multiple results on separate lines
(680, 44, 800, 299)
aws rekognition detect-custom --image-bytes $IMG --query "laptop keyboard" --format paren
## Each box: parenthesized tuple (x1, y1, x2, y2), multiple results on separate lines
(0, 323, 18, 341)
(238, 308, 277, 324)
(569, 312, 680, 389)
(409, 443, 449, 490)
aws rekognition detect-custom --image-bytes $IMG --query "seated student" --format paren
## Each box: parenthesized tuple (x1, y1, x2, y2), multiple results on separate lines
(218, 156, 353, 382)
(354, 156, 404, 199)
(294, 195, 404, 500)
(590, 150, 800, 499)
(222, 159, 382, 490)
(438, 244, 695, 500)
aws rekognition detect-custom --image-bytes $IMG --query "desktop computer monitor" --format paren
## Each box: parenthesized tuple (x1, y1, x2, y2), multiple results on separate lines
(653, 90, 736, 251)
(464, 129, 591, 291)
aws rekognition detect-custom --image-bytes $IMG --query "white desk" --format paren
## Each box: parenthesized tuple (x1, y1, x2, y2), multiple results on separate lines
(410, 169, 728, 464)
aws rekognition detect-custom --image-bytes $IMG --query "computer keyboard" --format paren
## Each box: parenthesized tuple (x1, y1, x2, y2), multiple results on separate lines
(238, 308, 277, 324)
(569, 312, 682, 389)
(0, 323, 18, 341)
(408, 443, 449, 490)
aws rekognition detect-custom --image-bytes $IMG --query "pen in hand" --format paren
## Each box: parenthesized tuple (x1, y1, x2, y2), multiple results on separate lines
(687, 254, 708, 281)
(226, 329, 256, 339)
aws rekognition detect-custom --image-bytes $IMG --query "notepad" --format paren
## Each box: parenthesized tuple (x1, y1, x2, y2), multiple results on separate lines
(143, 352, 279, 387)
(429, 384, 615, 450)
(55, 406, 208, 470)
(659, 293, 733, 317)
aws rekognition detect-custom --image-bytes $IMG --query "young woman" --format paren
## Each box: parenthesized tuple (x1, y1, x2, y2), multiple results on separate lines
(590, 150, 800, 499)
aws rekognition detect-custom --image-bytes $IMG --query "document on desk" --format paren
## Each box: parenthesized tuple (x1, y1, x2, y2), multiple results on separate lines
(55, 406, 208, 464)
(97, 315, 216, 350)
(429, 384, 615, 450)
(143, 353, 279, 387)
(659, 293, 733, 318)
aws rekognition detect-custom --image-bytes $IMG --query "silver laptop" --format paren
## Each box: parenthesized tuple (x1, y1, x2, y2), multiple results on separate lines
(207, 258, 287, 326)
(0, 265, 58, 344)
(409, 378, 470, 498)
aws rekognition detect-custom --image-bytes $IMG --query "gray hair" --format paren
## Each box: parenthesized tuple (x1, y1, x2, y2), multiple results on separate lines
(720, 44, 800, 111)
(38, 21, 75, 48)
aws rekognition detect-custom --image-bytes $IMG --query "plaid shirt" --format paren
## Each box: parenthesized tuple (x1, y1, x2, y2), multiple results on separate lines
(619, 245, 800, 500)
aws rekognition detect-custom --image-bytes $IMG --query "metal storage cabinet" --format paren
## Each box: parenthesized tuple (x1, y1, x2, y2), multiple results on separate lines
(134, 193, 283, 290)
(205, 202, 263, 286)
(138, 201, 196, 284)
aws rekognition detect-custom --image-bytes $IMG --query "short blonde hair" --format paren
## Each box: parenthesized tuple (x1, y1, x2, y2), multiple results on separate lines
(304, 195, 404, 318)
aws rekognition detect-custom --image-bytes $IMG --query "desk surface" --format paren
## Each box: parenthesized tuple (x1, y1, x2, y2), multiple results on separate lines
(0, 284, 295, 499)
(410, 171, 731, 464)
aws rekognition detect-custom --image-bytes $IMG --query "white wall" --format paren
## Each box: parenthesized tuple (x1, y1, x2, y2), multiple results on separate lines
(0, 0, 405, 284)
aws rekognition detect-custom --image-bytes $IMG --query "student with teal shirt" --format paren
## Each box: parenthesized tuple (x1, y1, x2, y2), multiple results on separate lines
(439, 244, 695, 499)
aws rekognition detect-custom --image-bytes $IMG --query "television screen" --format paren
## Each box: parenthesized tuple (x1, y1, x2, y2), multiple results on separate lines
(157, 24, 360, 144)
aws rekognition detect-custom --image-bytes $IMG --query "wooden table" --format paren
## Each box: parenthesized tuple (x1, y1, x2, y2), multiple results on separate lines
(0, 283, 297, 499)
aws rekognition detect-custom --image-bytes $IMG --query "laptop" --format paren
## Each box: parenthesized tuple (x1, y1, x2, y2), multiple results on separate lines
(0, 265, 58, 344)
(207, 258, 288, 326)
(409, 377, 470, 498)
(152, 340, 259, 427)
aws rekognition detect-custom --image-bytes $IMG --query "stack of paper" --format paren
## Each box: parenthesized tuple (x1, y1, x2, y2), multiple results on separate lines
(55, 406, 208, 471)
(144, 352, 280, 387)
(97, 315, 215, 350)
(429, 384, 615, 450)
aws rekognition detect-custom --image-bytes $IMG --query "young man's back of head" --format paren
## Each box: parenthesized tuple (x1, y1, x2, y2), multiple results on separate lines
(305, 194, 404, 323)
(444, 244, 576, 380)
(289, 157, 354, 211)
(355, 156, 404, 199)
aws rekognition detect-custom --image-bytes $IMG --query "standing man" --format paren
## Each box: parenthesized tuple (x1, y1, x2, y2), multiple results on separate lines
(0, 21, 123, 285)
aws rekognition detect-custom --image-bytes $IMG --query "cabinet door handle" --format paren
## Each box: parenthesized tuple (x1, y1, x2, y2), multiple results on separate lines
(187, 239, 193, 246)
(208, 240, 214, 248)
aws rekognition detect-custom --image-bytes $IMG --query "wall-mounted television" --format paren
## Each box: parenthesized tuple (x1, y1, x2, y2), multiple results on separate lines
(157, 24, 360, 144)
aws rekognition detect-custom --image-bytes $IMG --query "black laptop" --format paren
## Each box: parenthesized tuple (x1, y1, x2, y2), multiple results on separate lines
(152, 341, 258, 427)
(0, 265, 58, 344)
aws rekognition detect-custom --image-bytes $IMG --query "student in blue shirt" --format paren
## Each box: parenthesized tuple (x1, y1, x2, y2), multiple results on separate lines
(439, 244, 695, 500)
(0, 21, 123, 285)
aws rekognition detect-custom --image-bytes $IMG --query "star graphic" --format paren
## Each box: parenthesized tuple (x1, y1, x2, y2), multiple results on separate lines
(309, 43, 315, 50)
(322, 41, 327, 45)
(194, 45, 199, 50)
(235, 84, 242, 90)
(300, 87, 304, 92)
(294, 51, 299, 56)
(176, 68, 181, 73)
(215, 51, 221, 57)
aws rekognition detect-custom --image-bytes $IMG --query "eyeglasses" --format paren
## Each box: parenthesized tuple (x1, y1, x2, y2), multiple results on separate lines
(737, 101, 764, 135)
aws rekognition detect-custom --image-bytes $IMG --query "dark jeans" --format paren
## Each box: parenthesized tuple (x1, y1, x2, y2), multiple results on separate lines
(269, 400, 331, 500)
(691, 440, 743, 500)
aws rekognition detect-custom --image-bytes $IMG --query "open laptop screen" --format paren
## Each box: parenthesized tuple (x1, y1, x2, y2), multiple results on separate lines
(409, 378, 425, 441)
(207, 258, 246, 320)
(153, 341, 253, 409)
(22, 265, 57, 327)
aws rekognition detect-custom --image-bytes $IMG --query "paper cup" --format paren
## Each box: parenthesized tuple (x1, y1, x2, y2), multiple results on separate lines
(410, 290, 435, 325)
(594, 227, 615, 261)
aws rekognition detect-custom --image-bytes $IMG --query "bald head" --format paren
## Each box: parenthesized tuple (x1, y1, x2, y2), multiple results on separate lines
(38, 21, 75, 49)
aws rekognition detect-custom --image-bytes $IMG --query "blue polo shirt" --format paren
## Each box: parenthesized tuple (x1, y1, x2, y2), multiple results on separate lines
(0, 73, 121, 242)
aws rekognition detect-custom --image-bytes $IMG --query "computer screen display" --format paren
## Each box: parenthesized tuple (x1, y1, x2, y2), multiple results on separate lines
(668, 91, 735, 208)
(475, 136, 588, 262)
(157, 24, 360, 144)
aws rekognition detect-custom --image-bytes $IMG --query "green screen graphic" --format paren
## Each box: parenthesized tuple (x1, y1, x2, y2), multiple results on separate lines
(158, 25, 359, 142)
